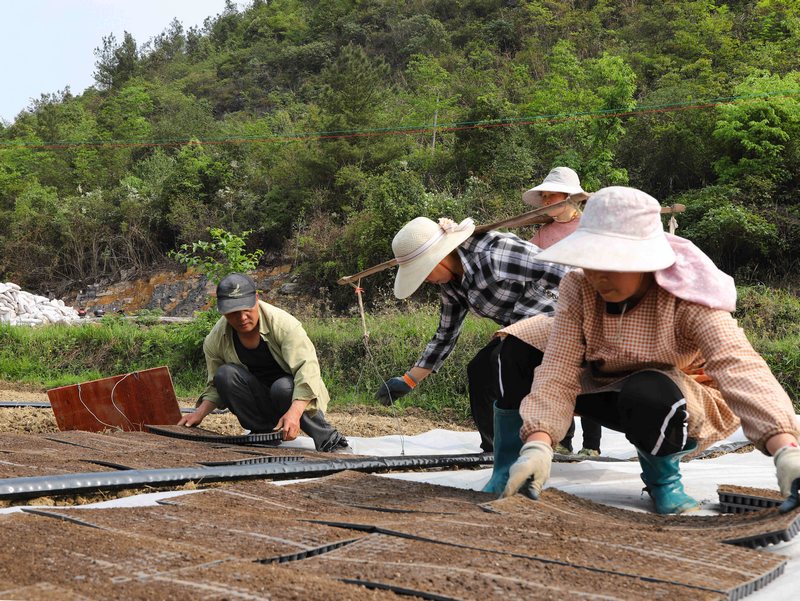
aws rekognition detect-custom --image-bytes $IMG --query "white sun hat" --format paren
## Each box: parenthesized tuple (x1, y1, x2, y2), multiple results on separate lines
(522, 166, 589, 207)
(392, 217, 475, 299)
(535, 186, 676, 272)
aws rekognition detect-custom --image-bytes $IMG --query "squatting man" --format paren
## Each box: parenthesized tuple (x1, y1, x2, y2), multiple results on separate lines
(178, 273, 350, 452)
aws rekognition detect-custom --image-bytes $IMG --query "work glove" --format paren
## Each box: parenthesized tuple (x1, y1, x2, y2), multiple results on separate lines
(502, 441, 553, 500)
(375, 372, 417, 406)
(774, 445, 800, 497)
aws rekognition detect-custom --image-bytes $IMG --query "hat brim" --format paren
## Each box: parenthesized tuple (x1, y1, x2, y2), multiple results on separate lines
(535, 228, 676, 272)
(394, 226, 475, 299)
(217, 294, 257, 314)
(522, 187, 589, 207)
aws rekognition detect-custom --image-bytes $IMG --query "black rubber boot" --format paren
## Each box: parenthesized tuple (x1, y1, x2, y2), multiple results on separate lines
(301, 409, 348, 452)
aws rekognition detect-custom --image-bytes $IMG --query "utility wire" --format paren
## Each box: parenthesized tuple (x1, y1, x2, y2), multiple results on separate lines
(2, 89, 798, 151)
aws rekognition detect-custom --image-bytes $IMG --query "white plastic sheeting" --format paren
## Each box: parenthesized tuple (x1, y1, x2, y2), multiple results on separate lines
(0, 282, 80, 326)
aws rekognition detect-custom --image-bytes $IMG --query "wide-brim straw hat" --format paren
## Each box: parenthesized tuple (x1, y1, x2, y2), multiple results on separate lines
(522, 166, 589, 207)
(535, 186, 676, 272)
(392, 217, 475, 299)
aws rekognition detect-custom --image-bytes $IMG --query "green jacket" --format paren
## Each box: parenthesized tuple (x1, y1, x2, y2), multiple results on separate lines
(198, 300, 329, 413)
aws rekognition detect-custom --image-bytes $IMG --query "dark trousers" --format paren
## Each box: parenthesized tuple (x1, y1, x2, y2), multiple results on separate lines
(561, 416, 603, 452)
(496, 335, 690, 457)
(467, 337, 503, 452)
(214, 363, 346, 452)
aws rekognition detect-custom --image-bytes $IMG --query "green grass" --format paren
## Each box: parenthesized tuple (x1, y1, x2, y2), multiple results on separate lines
(309, 306, 497, 416)
(1, 286, 799, 416)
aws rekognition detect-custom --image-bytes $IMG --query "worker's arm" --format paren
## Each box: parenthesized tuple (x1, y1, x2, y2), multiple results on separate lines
(275, 399, 310, 441)
(177, 399, 217, 427)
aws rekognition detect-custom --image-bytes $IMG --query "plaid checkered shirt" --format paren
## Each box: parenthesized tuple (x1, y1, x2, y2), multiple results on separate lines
(416, 231, 569, 372)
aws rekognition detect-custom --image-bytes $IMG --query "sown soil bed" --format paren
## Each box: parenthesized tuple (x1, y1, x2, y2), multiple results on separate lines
(1, 472, 793, 600)
(0, 429, 320, 480)
(0, 380, 797, 600)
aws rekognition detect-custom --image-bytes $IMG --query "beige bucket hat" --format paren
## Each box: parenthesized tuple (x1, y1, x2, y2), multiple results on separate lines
(535, 186, 676, 272)
(522, 166, 589, 207)
(392, 217, 475, 299)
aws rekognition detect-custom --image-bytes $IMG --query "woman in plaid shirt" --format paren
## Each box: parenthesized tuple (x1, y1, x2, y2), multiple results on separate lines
(374, 216, 568, 453)
(490, 186, 800, 514)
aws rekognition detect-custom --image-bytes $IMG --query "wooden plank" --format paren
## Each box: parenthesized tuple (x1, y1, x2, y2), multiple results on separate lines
(46, 366, 182, 432)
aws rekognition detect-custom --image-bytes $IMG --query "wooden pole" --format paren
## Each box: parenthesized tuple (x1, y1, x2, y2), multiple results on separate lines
(336, 201, 685, 285)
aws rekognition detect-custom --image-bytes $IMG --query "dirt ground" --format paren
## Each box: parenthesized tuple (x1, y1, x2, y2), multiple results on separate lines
(0, 471, 793, 600)
(0, 379, 472, 437)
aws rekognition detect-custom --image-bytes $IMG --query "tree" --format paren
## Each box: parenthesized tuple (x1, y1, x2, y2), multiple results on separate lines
(94, 32, 139, 90)
(169, 228, 263, 285)
(403, 54, 459, 150)
(712, 71, 800, 195)
(319, 43, 392, 130)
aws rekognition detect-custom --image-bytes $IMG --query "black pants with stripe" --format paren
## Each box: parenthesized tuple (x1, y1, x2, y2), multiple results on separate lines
(496, 335, 689, 457)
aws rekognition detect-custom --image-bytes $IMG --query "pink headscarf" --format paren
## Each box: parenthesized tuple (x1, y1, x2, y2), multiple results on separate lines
(655, 234, 736, 312)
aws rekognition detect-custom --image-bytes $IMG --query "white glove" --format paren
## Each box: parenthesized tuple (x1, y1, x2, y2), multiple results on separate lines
(502, 441, 554, 500)
(774, 445, 800, 497)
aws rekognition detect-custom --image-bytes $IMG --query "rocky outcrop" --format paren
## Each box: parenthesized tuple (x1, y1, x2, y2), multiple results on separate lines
(68, 265, 295, 317)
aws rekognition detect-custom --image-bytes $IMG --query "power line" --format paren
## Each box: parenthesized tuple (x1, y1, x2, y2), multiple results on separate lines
(1, 89, 798, 151)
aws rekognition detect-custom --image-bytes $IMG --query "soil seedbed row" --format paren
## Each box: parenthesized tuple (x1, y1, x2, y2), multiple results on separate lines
(26, 504, 368, 563)
(290, 470, 492, 513)
(0, 511, 397, 600)
(305, 514, 784, 595)
(166, 472, 493, 521)
(0, 430, 319, 480)
(1, 472, 795, 600)
(529, 487, 800, 548)
(313, 513, 776, 593)
(147, 475, 791, 598)
(306, 531, 728, 600)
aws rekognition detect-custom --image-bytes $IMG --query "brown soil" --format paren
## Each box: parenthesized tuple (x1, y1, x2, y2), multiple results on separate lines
(0, 381, 795, 600)
(1, 472, 792, 600)
(0, 379, 472, 438)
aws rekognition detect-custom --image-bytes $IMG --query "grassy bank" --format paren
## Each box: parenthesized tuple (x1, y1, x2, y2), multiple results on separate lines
(0, 305, 497, 418)
(1, 286, 799, 415)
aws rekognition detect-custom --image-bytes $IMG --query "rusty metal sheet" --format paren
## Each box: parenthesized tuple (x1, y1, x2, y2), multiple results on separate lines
(47, 367, 182, 432)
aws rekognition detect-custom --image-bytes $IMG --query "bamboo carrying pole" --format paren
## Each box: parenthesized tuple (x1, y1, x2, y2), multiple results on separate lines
(337, 200, 685, 285)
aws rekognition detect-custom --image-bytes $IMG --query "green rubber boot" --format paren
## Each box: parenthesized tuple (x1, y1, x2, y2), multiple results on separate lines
(637, 440, 699, 515)
(482, 403, 523, 495)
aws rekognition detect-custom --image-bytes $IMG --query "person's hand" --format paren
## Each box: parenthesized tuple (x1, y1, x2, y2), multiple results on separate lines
(275, 401, 305, 441)
(375, 372, 417, 406)
(502, 441, 554, 500)
(177, 399, 217, 427)
(774, 445, 800, 497)
(177, 411, 205, 427)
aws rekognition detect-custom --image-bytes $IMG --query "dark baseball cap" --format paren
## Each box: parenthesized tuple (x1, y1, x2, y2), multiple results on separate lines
(216, 273, 257, 314)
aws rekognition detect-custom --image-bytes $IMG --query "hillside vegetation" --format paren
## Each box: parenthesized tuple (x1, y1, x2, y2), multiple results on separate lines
(1, 0, 800, 306)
